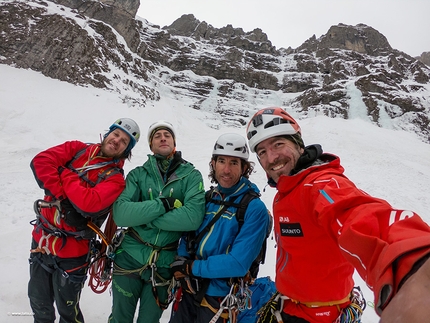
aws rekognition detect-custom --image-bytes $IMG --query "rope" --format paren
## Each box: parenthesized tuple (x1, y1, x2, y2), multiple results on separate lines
(334, 286, 366, 323)
(87, 211, 118, 294)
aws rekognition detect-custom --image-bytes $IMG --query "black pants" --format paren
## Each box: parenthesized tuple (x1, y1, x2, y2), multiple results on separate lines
(28, 240, 88, 323)
(170, 291, 227, 323)
(281, 312, 310, 323)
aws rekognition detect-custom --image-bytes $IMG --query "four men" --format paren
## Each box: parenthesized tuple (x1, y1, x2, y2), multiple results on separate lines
(28, 110, 430, 322)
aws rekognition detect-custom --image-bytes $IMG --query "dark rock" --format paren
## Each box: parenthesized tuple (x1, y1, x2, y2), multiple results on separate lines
(1, 1, 429, 143)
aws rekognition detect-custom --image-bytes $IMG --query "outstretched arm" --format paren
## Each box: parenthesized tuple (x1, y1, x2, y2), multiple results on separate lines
(313, 174, 430, 317)
(380, 257, 430, 322)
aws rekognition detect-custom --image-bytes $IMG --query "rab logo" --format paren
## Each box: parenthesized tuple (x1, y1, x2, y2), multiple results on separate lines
(280, 223, 303, 237)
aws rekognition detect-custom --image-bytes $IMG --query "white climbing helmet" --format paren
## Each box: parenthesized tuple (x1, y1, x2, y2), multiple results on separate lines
(147, 120, 176, 146)
(212, 133, 249, 161)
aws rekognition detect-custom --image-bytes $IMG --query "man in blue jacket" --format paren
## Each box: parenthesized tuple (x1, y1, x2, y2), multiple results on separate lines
(169, 133, 271, 323)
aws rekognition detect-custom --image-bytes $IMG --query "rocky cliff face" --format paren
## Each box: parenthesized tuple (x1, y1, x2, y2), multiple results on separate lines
(1, 0, 429, 143)
(417, 52, 430, 66)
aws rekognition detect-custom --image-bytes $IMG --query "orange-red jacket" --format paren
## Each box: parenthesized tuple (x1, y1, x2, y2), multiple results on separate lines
(273, 151, 430, 317)
(30, 141, 125, 258)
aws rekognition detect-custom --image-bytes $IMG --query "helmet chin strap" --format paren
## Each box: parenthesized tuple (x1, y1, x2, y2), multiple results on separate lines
(166, 147, 176, 159)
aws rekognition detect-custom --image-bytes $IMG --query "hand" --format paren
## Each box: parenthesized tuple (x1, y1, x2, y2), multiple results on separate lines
(170, 256, 194, 278)
(380, 257, 430, 322)
(161, 197, 182, 212)
(60, 199, 88, 229)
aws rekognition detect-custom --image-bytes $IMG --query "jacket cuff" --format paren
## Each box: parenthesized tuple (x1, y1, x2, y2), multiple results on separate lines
(374, 249, 430, 315)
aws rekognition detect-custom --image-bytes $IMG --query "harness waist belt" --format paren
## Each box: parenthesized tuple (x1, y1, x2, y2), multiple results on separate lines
(200, 297, 230, 319)
(290, 294, 350, 308)
(127, 228, 178, 251)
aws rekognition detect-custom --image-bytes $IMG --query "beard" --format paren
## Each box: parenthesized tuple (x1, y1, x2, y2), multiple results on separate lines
(100, 139, 125, 159)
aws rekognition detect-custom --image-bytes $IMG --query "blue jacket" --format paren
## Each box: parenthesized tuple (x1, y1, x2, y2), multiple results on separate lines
(178, 176, 271, 297)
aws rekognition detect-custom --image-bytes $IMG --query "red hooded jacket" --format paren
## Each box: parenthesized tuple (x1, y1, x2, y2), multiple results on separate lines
(273, 152, 430, 318)
(30, 141, 126, 258)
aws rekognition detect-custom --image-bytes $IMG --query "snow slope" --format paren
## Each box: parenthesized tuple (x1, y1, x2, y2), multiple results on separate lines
(1, 64, 429, 322)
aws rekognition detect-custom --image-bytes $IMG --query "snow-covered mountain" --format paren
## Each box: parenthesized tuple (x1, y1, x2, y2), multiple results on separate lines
(1, 61, 430, 323)
(1, 0, 430, 143)
(1, 1, 430, 322)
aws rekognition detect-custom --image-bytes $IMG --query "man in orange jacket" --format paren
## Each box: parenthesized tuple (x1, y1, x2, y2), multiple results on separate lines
(28, 118, 140, 323)
(246, 107, 430, 323)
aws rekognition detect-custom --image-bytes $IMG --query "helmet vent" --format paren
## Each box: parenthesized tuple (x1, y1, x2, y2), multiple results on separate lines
(247, 130, 256, 140)
(265, 117, 293, 129)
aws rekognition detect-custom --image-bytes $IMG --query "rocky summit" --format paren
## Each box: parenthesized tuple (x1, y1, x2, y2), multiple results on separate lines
(1, 0, 429, 143)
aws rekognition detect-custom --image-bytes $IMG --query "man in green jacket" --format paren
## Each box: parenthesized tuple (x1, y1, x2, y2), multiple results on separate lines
(108, 120, 205, 323)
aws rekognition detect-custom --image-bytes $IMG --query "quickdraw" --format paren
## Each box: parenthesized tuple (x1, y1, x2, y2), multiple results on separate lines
(235, 279, 253, 312)
(208, 279, 254, 323)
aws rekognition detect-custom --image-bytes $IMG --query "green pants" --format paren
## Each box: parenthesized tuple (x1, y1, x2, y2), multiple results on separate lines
(108, 250, 171, 323)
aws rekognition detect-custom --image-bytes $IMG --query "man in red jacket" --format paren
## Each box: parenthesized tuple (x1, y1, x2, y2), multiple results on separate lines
(246, 107, 430, 323)
(28, 118, 140, 323)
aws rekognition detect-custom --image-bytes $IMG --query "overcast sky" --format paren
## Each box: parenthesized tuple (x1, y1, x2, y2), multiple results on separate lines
(137, 0, 429, 57)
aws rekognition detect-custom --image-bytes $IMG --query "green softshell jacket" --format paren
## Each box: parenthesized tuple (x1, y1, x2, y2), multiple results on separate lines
(113, 153, 205, 269)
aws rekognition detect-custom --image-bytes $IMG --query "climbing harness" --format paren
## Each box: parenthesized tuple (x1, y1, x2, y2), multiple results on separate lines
(256, 286, 366, 323)
(112, 227, 178, 309)
(30, 198, 120, 293)
(30, 199, 90, 253)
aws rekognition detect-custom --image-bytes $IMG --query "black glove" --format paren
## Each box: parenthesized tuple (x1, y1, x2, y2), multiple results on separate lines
(60, 199, 88, 229)
(170, 256, 194, 277)
(160, 197, 182, 212)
